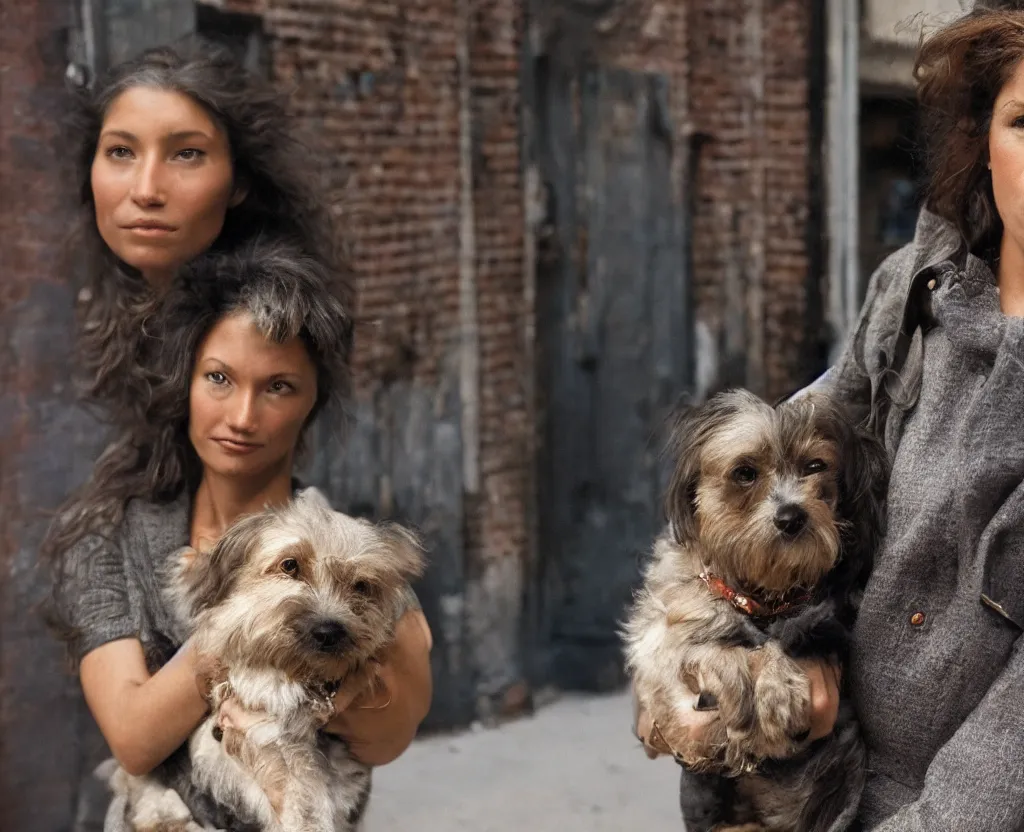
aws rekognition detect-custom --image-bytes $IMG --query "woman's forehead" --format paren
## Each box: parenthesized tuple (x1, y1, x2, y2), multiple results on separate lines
(996, 59, 1024, 103)
(197, 312, 313, 373)
(102, 86, 225, 141)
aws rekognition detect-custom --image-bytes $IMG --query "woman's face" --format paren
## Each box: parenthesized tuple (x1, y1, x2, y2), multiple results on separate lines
(91, 86, 244, 286)
(189, 311, 318, 483)
(990, 62, 1024, 260)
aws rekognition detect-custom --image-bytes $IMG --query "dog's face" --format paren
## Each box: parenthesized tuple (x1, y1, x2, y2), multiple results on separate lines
(185, 489, 425, 682)
(665, 389, 887, 594)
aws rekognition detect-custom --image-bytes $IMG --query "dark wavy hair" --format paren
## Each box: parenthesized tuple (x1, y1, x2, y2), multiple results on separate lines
(914, 4, 1024, 253)
(46, 238, 353, 658)
(66, 36, 353, 426)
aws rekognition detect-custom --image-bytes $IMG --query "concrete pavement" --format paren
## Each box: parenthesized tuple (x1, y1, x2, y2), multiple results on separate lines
(364, 690, 684, 831)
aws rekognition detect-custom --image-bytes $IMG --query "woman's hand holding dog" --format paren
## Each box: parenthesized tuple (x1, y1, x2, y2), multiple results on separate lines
(325, 608, 433, 766)
(634, 656, 841, 761)
(801, 657, 841, 743)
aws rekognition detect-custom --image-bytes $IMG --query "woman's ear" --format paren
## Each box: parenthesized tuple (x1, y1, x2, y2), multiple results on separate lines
(229, 179, 249, 208)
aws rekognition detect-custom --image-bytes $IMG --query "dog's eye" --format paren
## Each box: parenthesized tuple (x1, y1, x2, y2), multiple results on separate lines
(353, 580, 372, 595)
(731, 465, 758, 485)
(280, 558, 300, 577)
(803, 459, 828, 476)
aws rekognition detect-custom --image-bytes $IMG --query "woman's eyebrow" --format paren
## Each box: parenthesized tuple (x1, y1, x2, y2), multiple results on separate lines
(168, 130, 214, 141)
(99, 129, 138, 142)
(98, 129, 214, 142)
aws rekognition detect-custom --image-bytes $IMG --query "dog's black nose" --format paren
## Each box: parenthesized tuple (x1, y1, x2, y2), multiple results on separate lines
(311, 621, 348, 651)
(774, 504, 808, 537)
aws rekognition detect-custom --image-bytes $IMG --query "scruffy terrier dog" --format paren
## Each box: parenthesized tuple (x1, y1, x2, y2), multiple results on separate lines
(623, 389, 888, 832)
(103, 488, 425, 832)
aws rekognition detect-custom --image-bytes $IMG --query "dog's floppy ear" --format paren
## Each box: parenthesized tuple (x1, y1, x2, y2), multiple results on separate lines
(839, 421, 890, 588)
(664, 392, 739, 543)
(179, 511, 270, 616)
(375, 522, 427, 582)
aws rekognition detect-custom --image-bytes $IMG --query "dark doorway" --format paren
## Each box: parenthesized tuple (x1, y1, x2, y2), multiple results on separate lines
(529, 58, 692, 691)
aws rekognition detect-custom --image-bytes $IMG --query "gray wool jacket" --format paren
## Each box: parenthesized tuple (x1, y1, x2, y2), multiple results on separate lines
(815, 209, 1024, 830)
(680, 208, 1024, 831)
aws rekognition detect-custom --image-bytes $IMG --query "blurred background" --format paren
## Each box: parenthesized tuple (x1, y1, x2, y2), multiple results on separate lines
(0, 0, 965, 829)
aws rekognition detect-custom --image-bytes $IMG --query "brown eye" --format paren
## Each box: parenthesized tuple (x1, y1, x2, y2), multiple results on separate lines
(803, 459, 827, 476)
(281, 558, 300, 577)
(731, 465, 757, 485)
(353, 580, 371, 595)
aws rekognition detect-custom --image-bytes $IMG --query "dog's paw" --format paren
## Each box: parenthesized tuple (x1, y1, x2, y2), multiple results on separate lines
(193, 656, 229, 703)
(176, 545, 202, 574)
(221, 725, 247, 759)
(128, 785, 195, 829)
(750, 647, 812, 759)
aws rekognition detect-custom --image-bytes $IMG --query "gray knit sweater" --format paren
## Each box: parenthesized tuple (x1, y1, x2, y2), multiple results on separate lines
(62, 487, 417, 831)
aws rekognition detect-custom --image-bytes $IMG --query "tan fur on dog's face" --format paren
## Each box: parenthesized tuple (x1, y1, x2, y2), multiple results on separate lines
(187, 490, 424, 683)
(671, 390, 848, 594)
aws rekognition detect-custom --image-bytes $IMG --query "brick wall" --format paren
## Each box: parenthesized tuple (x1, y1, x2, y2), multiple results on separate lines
(219, 0, 533, 711)
(688, 0, 818, 401)
(462, 0, 531, 706)
(253, 0, 463, 391)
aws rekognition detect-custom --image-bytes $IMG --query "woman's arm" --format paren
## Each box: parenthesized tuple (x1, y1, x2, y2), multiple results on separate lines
(324, 607, 433, 766)
(80, 638, 208, 776)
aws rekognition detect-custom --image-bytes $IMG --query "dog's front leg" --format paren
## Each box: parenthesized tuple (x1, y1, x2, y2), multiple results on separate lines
(748, 641, 812, 761)
(687, 645, 762, 771)
(218, 719, 334, 832)
(272, 742, 337, 832)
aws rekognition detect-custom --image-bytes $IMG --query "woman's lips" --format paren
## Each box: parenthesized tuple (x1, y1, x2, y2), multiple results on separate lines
(122, 220, 176, 236)
(213, 438, 262, 455)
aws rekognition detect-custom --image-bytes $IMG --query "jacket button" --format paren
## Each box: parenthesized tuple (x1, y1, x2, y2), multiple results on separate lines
(910, 612, 926, 626)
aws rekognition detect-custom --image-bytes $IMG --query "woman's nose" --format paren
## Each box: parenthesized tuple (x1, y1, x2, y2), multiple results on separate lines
(226, 391, 258, 434)
(129, 156, 167, 207)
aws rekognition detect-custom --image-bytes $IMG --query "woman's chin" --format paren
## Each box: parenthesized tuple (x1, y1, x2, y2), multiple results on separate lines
(110, 247, 183, 284)
(203, 454, 270, 481)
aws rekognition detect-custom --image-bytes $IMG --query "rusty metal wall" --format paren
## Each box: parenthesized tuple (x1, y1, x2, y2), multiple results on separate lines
(0, 1, 112, 828)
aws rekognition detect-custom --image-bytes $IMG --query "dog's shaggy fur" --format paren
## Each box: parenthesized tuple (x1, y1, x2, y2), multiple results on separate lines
(103, 488, 424, 832)
(623, 389, 888, 832)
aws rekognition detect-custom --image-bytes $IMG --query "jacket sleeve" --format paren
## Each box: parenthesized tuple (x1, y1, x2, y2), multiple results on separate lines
(59, 531, 139, 664)
(870, 636, 1024, 831)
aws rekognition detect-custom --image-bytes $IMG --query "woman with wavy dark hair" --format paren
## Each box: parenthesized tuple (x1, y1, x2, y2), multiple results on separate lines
(58, 239, 431, 831)
(43, 39, 432, 828)
(637, 4, 1024, 830)
(66, 37, 352, 425)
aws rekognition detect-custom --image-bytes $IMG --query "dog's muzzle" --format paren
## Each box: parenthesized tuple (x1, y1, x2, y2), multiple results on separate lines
(773, 503, 808, 537)
(310, 621, 350, 653)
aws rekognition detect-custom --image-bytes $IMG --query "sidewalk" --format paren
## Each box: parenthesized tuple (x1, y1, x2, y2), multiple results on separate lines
(364, 690, 683, 831)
